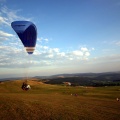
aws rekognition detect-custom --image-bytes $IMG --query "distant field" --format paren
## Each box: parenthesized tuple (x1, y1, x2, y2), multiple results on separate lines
(0, 79, 120, 120)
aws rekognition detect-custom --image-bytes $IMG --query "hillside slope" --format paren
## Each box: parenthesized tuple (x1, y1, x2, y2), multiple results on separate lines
(0, 79, 120, 120)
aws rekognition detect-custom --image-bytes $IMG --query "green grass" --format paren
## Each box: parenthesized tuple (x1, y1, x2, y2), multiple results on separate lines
(0, 79, 120, 120)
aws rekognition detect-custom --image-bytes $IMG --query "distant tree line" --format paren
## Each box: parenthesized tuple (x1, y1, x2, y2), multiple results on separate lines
(43, 77, 120, 87)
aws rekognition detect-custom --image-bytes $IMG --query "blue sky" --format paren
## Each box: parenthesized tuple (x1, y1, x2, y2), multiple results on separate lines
(0, 0, 120, 78)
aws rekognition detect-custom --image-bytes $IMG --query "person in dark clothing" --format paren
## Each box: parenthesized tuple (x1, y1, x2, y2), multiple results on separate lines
(21, 82, 27, 90)
(21, 82, 31, 91)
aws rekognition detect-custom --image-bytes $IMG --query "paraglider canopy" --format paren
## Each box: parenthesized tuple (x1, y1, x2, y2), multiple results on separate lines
(11, 21, 37, 54)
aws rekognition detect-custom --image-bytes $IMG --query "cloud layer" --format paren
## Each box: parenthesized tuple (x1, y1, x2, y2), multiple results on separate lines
(0, 4, 120, 78)
(0, 5, 93, 69)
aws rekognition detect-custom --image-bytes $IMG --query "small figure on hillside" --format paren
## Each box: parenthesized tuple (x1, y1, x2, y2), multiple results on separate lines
(21, 82, 27, 90)
(21, 82, 31, 91)
(116, 98, 119, 102)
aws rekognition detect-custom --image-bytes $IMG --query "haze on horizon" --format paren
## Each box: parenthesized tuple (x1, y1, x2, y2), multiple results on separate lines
(0, 0, 120, 79)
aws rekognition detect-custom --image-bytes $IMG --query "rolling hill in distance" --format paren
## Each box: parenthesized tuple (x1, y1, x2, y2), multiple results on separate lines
(35, 71, 120, 87)
(35, 71, 120, 79)
(1, 71, 120, 87)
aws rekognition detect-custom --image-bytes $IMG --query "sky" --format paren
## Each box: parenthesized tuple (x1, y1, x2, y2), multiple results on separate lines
(0, 0, 120, 78)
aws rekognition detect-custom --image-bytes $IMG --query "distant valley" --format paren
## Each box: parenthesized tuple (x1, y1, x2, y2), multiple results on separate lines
(1, 72, 120, 87)
(35, 72, 120, 87)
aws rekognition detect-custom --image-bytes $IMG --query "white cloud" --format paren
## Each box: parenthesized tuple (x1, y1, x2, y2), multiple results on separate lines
(0, 30, 16, 43)
(37, 37, 49, 43)
(1, 39, 120, 74)
(43, 46, 49, 49)
(48, 48, 59, 54)
(47, 54, 54, 58)
(0, 36, 8, 40)
(35, 47, 91, 64)
(0, 6, 31, 26)
(53, 48, 59, 53)
(0, 16, 9, 26)
(81, 47, 88, 52)
(0, 20, 92, 69)
(33, 49, 41, 55)
(69, 58, 73, 60)
(0, 30, 14, 37)
(73, 50, 83, 56)
(57, 52, 65, 57)
(37, 37, 42, 42)
(85, 52, 90, 56)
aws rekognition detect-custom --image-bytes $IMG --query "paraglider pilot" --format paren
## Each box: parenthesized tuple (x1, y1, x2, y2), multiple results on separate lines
(21, 82, 31, 91)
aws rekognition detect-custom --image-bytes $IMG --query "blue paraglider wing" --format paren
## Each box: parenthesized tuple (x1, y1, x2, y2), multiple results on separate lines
(11, 21, 37, 54)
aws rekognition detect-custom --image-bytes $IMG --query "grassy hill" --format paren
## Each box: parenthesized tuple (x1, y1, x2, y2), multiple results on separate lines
(0, 79, 120, 120)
